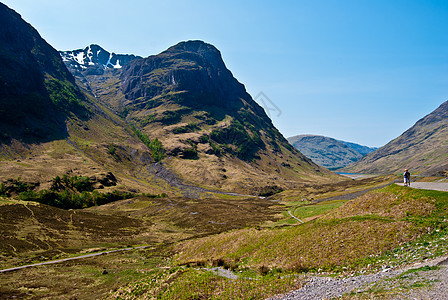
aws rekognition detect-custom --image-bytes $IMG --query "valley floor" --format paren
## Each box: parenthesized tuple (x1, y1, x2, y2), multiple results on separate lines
(2, 175, 448, 299)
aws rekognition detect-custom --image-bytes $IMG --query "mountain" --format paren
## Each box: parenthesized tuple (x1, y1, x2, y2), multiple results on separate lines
(62, 40, 340, 192)
(0, 2, 88, 142)
(287, 135, 376, 170)
(343, 100, 448, 175)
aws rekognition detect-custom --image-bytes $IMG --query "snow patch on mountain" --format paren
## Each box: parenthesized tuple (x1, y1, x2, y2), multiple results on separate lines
(59, 44, 141, 72)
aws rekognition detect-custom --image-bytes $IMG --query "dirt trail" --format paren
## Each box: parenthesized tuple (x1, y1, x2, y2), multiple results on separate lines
(288, 210, 304, 224)
(0, 246, 152, 273)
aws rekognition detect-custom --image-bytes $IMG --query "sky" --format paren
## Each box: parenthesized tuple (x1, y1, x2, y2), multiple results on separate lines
(3, 0, 448, 147)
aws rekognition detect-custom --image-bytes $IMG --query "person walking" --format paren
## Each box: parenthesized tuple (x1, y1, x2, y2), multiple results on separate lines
(403, 169, 411, 187)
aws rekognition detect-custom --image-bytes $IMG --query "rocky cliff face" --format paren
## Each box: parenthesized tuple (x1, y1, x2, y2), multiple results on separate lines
(0, 3, 87, 142)
(121, 41, 248, 111)
(343, 100, 448, 175)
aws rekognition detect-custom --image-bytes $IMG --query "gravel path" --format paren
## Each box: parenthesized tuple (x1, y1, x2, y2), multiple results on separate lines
(312, 181, 396, 204)
(269, 255, 448, 300)
(396, 182, 448, 192)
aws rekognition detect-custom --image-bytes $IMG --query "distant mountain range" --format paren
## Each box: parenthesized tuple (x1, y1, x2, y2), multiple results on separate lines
(287, 135, 377, 170)
(343, 100, 448, 175)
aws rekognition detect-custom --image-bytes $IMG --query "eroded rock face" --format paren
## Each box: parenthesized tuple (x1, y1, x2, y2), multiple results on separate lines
(120, 40, 248, 112)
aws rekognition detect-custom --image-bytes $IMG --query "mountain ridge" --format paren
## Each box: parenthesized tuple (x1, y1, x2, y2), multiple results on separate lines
(59, 40, 341, 192)
(0, 2, 89, 142)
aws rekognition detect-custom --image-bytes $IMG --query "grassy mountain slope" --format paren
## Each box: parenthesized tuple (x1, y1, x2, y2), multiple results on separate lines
(343, 100, 448, 175)
(69, 41, 341, 193)
(338, 140, 378, 156)
(288, 134, 367, 170)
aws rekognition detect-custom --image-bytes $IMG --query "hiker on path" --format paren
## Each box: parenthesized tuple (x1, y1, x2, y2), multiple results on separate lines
(404, 169, 411, 186)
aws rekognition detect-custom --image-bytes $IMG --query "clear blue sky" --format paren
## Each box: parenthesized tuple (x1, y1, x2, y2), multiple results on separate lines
(3, 0, 448, 147)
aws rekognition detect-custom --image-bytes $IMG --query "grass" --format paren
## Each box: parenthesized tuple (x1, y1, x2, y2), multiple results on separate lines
(0, 247, 162, 299)
(174, 185, 448, 274)
(290, 199, 347, 220)
(398, 265, 440, 277)
(111, 267, 304, 300)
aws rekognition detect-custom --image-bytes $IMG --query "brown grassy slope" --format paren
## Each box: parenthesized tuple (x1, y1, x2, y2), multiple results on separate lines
(343, 100, 448, 175)
(174, 185, 446, 272)
(0, 193, 283, 269)
(0, 200, 147, 269)
(73, 77, 342, 194)
(0, 96, 173, 195)
(160, 126, 339, 194)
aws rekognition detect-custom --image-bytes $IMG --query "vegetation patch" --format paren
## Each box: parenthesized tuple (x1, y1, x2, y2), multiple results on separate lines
(259, 185, 284, 197)
(17, 189, 135, 209)
(111, 267, 304, 300)
(181, 140, 198, 159)
(0, 174, 164, 210)
(172, 123, 200, 134)
(130, 125, 165, 162)
(290, 199, 347, 221)
(210, 119, 263, 160)
(45, 77, 88, 117)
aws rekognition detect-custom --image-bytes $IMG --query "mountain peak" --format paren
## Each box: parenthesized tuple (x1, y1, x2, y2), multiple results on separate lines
(166, 40, 220, 55)
(120, 40, 245, 110)
(59, 45, 142, 75)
